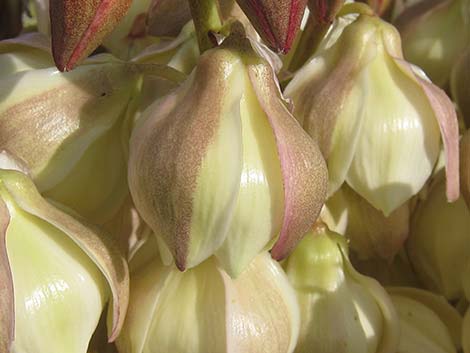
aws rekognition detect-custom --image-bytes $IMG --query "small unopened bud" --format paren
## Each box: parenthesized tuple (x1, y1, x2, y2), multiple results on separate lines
(50, 0, 132, 71)
(235, 0, 308, 53)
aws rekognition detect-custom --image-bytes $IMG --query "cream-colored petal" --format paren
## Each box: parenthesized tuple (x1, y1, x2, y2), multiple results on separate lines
(346, 37, 440, 215)
(215, 69, 283, 278)
(222, 253, 300, 353)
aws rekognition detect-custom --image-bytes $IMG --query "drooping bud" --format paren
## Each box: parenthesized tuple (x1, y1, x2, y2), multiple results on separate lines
(461, 130, 470, 208)
(0, 54, 180, 225)
(0, 164, 129, 353)
(388, 287, 463, 353)
(285, 10, 460, 216)
(451, 49, 470, 128)
(407, 172, 470, 300)
(50, 0, 132, 71)
(322, 184, 410, 260)
(0, 33, 53, 77)
(235, 0, 308, 53)
(395, 0, 470, 87)
(128, 35, 327, 276)
(117, 250, 300, 353)
(284, 223, 400, 353)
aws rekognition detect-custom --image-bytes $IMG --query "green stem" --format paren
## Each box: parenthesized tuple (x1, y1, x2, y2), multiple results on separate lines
(188, 0, 224, 53)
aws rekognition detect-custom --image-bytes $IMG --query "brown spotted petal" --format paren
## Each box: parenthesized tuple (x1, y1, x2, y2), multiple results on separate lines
(50, 0, 132, 71)
(248, 61, 327, 260)
(128, 48, 245, 272)
(235, 0, 308, 53)
(0, 197, 13, 353)
(461, 130, 470, 209)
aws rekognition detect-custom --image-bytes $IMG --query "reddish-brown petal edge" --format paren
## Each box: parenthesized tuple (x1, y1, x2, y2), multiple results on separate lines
(248, 62, 328, 260)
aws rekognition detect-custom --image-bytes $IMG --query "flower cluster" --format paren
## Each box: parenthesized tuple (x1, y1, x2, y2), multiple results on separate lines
(0, 0, 469, 353)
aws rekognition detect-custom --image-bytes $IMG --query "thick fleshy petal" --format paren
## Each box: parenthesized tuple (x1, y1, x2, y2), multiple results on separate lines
(221, 252, 300, 353)
(248, 61, 327, 260)
(235, 0, 308, 53)
(0, 198, 13, 353)
(129, 49, 245, 271)
(392, 58, 460, 202)
(50, 0, 132, 71)
(0, 170, 129, 341)
(215, 73, 283, 277)
(388, 287, 463, 349)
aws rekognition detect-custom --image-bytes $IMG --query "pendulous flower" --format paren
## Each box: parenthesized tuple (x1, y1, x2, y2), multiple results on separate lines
(128, 34, 327, 277)
(285, 9, 459, 216)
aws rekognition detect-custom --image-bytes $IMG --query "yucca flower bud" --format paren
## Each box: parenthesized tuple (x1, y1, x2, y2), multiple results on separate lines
(322, 184, 410, 260)
(461, 130, 470, 208)
(284, 223, 399, 353)
(395, 0, 470, 87)
(285, 10, 459, 216)
(0, 54, 169, 225)
(407, 172, 470, 300)
(0, 33, 53, 76)
(235, 0, 308, 53)
(50, 0, 132, 71)
(128, 35, 327, 276)
(117, 250, 299, 353)
(0, 161, 129, 353)
(388, 287, 462, 353)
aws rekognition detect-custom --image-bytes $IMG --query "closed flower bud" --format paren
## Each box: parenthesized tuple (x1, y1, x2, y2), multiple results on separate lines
(322, 184, 410, 260)
(50, 0, 132, 71)
(117, 251, 299, 353)
(407, 173, 470, 300)
(128, 35, 327, 276)
(395, 0, 470, 87)
(0, 56, 154, 225)
(388, 287, 462, 353)
(0, 33, 53, 77)
(146, 0, 191, 37)
(461, 130, 470, 208)
(0, 163, 129, 353)
(235, 0, 308, 53)
(284, 223, 400, 353)
(285, 11, 459, 216)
